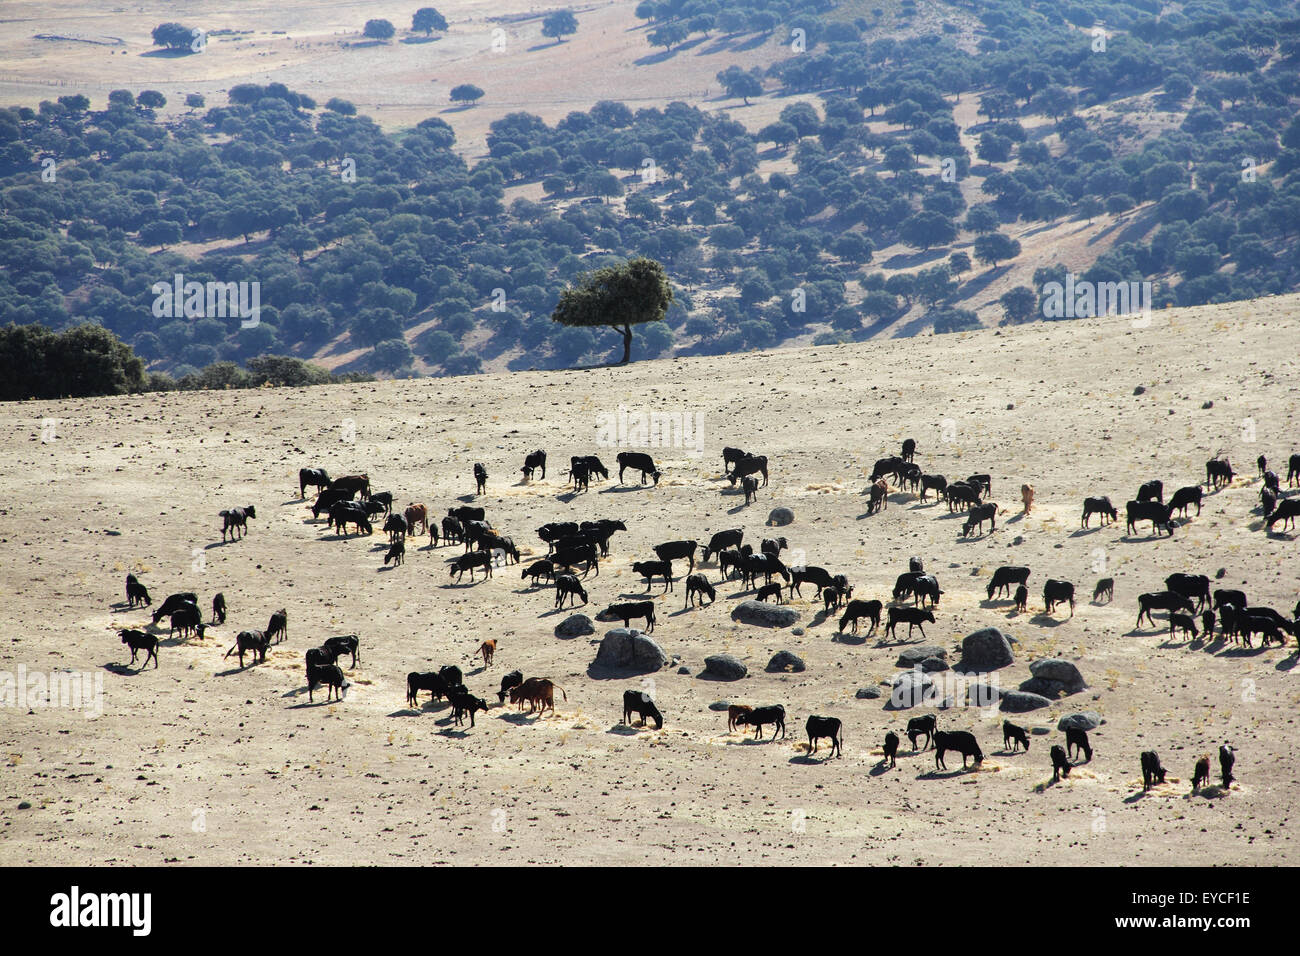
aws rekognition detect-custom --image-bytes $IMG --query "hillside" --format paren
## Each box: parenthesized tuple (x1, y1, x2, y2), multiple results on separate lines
(2, 293, 1299, 866)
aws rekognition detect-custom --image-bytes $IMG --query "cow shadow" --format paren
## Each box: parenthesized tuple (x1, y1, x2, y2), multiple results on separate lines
(1275, 655, 1299, 672)
(1069, 527, 1102, 538)
(607, 724, 642, 736)
(1214, 645, 1268, 658)
(286, 698, 338, 709)
(916, 768, 970, 780)
(497, 711, 542, 725)
(1030, 613, 1069, 627)
(387, 708, 424, 717)
(599, 485, 645, 494)
(102, 661, 140, 675)
(831, 631, 868, 645)
(789, 753, 835, 765)
(726, 503, 752, 515)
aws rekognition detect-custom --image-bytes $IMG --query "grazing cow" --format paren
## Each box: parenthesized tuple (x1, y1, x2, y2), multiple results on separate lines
(961, 502, 998, 537)
(1093, 578, 1114, 603)
(1042, 580, 1075, 617)
(477, 639, 496, 667)
(473, 463, 488, 495)
(305, 646, 337, 669)
(839, 599, 882, 635)
(727, 704, 753, 732)
(552, 544, 599, 577)
(1201, 608, 1216, 638)
(1066, 727, 1092, 762)
(508, 677, 566, 716)
(727, 454, 769, 488)
(1136, 590, 1194, 628)
(987, 566, 1030, 600)
(299, 467, 331, 498)
(497, 670, 524, 704)
(822, 584, 851, 612)
(741, 475, 759, 505)
(553, 573, 588, 608)
(653, 539, 698, 573)
(211, 592, 226, 625)
(597, 601, 657, 632)
(722, 446, 748, 474)
(903, 574, 942, 608)
(1137, 480, 1163, 504)
(623, 690, 663, 730)
(219, 505, 256, 542)
(225, 630, 270, 668)
(756, 582, 784, 603)
(1165, 573, 1211, 611)
(1193, 755, 1211, 791)
(1021, 484, 1034, 514)
(265, 610, 287, 644)
(1013, 585, 1028, 613)
(684, 574, 716, 608)
(867, 479, 889, 515)
(581, 518, 624, 556)
(450, 551, 493, 583)
(478, 534, 521, 566)
(441, 516, 463, 545)
(329, 501, 372, 536)
(1081, 496, 1118, 527)
(310, 487, 355, 518)
(323, 635, 360, 668)
(967, 474, 992, 496)
(871, 456, 904, 484)
(1219, 744, 1235, 788)
(907, 714, 937, 751)
(383, 513, 408, 543)
(883, 731, 899, 768)
(790, 566, 836, 599)
(450, 691, 490, 727)
(125, 573, 152, 609)
(366, 492, 393, 516)
(934, 730, 983, 770)
(617, 452, 661, 486)
(152, 592, 197, 625)
(521, 449, 547, 481)
(119, 629, 159, 669)
(1266, 498, 1300, 532)
(633, 560, 674, 592)
(806, 716, 842, 758)
(169, 605, 205, 640)
(306, 663, 346, 703)
(1126, 500, 1175, 537)
(886, 606, 935, 640)
(329, 474, 371, 499)
(1141, 751, 1167, 790)
(901, 437, 916, 463)
(1241, 607, 1295, 646)
(1261, 487, 1278, 520)
(1003, 721, 1029, 753)
(1264, 469, 1280, 495)
(701, 529, 744, 563)
(1205, 458, 1234, 489)
(1168, 485, 1203, 518)
(407, 671, 452, 708)
(570, 455, 609, 483)
(521, 559, 555, 586)
(403, 504, 428, 537)
(1289, 454, 1300, 488)
(1051, 744, 1071, 782)
(919, 474, 948, 502)
(738, 704, 786, 740)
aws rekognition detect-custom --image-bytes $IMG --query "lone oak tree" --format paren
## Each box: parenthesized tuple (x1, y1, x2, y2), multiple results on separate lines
(551, 257, 673, 365)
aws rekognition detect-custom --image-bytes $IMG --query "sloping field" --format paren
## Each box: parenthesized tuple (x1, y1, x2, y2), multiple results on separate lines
(2, 293, 1299, 865)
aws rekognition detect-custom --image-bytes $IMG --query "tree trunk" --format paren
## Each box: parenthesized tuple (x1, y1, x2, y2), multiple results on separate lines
(618, 324, 632, 364)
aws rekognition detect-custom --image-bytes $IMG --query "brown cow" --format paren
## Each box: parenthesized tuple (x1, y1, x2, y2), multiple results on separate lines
(727, 704, 753, 732)
(477, 639, 496, 667)
(1021, 483, 1035, 515)
(508, 677, 566, 716)
(404, 503, 428, 537)
(868, 479, 888, 515)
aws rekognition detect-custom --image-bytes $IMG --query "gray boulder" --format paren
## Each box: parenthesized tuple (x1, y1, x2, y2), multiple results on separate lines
(956, 627, 1015, 672)
(886, 670, 937, 710)
(702, 654, 748, 681)
(591, 628, 668, 673)
(555, 614, 594, 638)
(731, 600, 800, 628)
(919, 656, 949, 673)
(855, 686, 883, 700)
(708, 700, 731, 712)
(1025, 658, 1086, 696)
(965, 680, 1003, 707)
(766, 650, 806, 673)
(767, 507, 794, 527)
(1057, 712, 1102, 732)
(999, 691, 1052, 713)
(896, 645, 946, 667)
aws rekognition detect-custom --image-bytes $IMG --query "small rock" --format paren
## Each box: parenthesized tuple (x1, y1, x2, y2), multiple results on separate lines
(677, 666, 690, 675)
(886, 670, 937, 710)
(957, 627, 1015, 672)
(919, 656, 949, 673)
(555, 614, 595, 638)
(708, 700, 731, 712)
(702, 654, 747, 681)
(767, 507, 794, 527)
(766, 650, 806, 673)
(1134, 385, 1146, 395)
(731, 600, 799, 628)
(17, 800, 31, 810)
(855, 686, 882, 699)
(591, 628, 668, 673)
(791, 626, 804, 636)
(896, 645, 946, 667)
(1058, 711, 1102, 732)
(1000, 691, 1052, 713)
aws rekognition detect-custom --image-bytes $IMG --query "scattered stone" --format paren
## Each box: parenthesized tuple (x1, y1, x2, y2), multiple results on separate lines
(1023, 658, 1086, 697)
(766, 650, 806, 673)
(956, 627, 1015, 672)
(1134, 385, 1146, 395)
(920, 656, 949, 673)
(1058, 712, 1102, 732)
(708, 700, 731, 712)
(591, 628, 668, 673)
(855, 686, 883, 700)
(791, 627, 804, 636)
(886, 670, 936, 710)
(702, 654, 747, 681)
(677, 666, 690, 675)
(731, 600, 799, 628)
(896, 645, 946, 667)
(555, 614, 594, 638)
(767, 507, 795, 527)
(1000, 691, 1052, 713)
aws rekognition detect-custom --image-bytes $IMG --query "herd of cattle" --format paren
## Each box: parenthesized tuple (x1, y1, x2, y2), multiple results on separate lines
(109, 437, 1300, 795)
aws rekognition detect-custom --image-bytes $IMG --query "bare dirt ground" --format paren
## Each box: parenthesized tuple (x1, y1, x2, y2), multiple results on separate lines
(3, 293, 1299, 865)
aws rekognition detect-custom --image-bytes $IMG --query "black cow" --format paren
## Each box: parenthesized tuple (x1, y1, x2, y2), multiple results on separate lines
(722, 446, 748, 474)
(901, 438, 916, 463)
(727, 454, 769, 487)
(451, 505, 485, 524)
(450, 691, 489, 727)
(1081, 496, 1118, 527)
(617, 452, 661, 485)
(305, 646, 337, 669)
(907, 714, 937, 751)
(904, 574, 942, 608)
(211, 591, 226, 624)
(1014, 585, 1028, 613)
(366, 491, 393, 516)
(806, 716, 842, 758)
(329, 474, 371, 499)
(384, 539, 405, 566)
(473, 463, 488, 495)
(761, 537, 788, 557)
(1219, 744, 1235, 788)
(449, 551, 493, 582)
(1205, 458, 1234, 489)
(919, 474, 948, 502)
(521, 449, 546, 481)
(886, 606, 935, 640)
(755, 582, 784, 603)
(934, 730, 983, 770)
(1168, 485, 1203, 518)
(632, 560, 674, 592)
(1003, 721, 1029, 752)
(741, 475, 759, 504)
(839, 599, 882, 635)
(324, 635, 360, 668)
(265, 610, 287, 644)
(225, 630, 269, 668)
(789, 565, 835, 598)
(553, 573, 588, 608)
(883, 731, 899, 768)
(967, 474, 992, 496)
(1168, 612, 1198, 639)
(1193, 754, 1211, 791)
(1141, 751, 1167, 790)
(738, 704, 786, 740)
(522, 560, 555, 586)
(169, 604, 205, 640)
(1066, 727, 1092, 761)
(653, 539, 698, 573)
(311, 487, 355, 518)
(152, 593, 197, 625)
(125, 573, 151, 609)
(1165, 573, 1211, 611)
(497, 670, 524, 704)
(552, 544, 599, 577)
(1042, 580, 1075, 617)
(1266, 499, 1300, 532)
(987, 566, 1030, 601)
(407, 671, 451, 707)
(871, 456, 905, 484)
(1126, 500, 1174, 536)
(684, 574, 716, 608)
(570, 455, 609, 483)
(299, 467, 331, 498)
(119, 629, 159, 669)
(945, 482, 981, 512)
(1093, 578, 1114, 603)
(622, 690, 663, 730)
(961, 502, 997, 538)
(219, 505, 256, 542)
(1051, 744, 1071, 782)
(1289, 454, 1300, 488)
(1137, 480, 1164, 504)
(329, 501, 372, 536)
(597, 601, 657, 632)
(1136, 590, 1194, 627)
